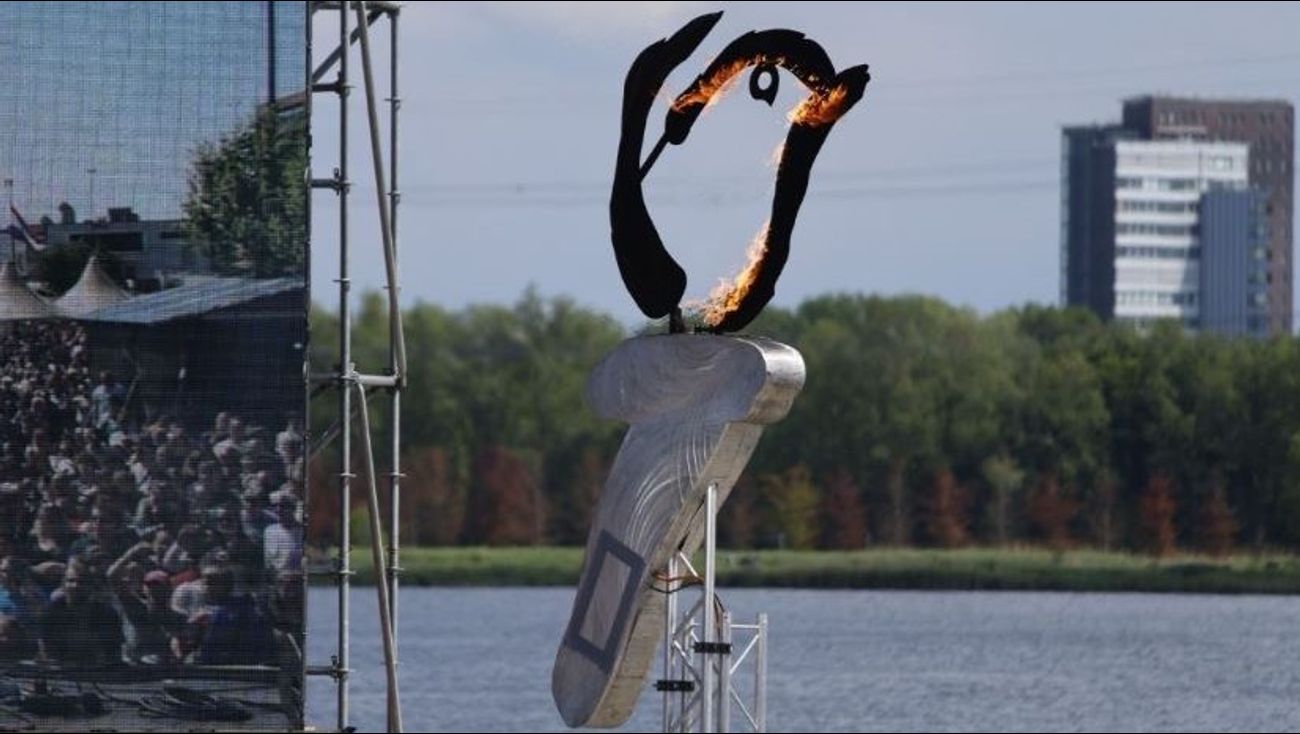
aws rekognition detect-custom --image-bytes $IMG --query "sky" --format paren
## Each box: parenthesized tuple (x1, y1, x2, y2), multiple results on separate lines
(324, 3, 1295, 324)
(0, 2, 304, 222)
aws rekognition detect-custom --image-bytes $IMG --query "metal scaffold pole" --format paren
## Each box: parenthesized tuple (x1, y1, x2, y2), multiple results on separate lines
(335, 5, 352, 728)
(659, 485, 770, 733)
(700, 484, 716, 734)
(307, 2, 405, 731)
(386, 0, 403, 666)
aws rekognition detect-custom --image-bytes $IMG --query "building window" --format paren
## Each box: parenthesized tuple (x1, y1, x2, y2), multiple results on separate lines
(1116, 246, 1200, 260)
(1116, 222, 1196, 237)
(1119, 200, 1198, 214)
(1209, 155, 1234, 171)
(1116, 290, 1200, 307)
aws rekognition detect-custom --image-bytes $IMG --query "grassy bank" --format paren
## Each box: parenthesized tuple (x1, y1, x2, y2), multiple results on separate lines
(320, 546, 1300, 594)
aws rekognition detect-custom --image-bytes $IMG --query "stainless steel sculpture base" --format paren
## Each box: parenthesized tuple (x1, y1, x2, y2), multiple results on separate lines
(552, 334, 805, 728)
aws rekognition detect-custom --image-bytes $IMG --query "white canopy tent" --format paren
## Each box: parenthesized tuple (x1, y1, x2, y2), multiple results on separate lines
(55, 255, 130, 317)
(0, 261, 61, 321)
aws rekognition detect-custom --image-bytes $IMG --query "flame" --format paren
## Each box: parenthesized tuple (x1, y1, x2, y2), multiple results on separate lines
(767, 141, 786, 170)
(788, 84, 849, 127)
(696, 222, 771, 328)
(668, 66, 848, 329)
(671, 58, 754, 113)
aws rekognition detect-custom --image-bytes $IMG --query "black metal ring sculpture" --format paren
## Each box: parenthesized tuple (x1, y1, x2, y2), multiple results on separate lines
(610, 11, 869, 333)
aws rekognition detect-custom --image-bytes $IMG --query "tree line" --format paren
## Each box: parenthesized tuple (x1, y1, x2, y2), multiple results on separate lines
(307, 289, 1300, 556)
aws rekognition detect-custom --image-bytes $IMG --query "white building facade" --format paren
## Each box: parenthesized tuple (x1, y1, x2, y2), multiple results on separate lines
(1111, 139, 1248, 329)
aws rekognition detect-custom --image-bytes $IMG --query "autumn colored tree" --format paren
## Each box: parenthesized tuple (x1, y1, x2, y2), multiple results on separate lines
(884, 458, 910, 546)
(1197, 484, 1237, 558)
(923, 468, 969, 548)
(1138, 474, 1178, 557)
(821, 470, 867, 550)
(719, 473, 758, 549)
(544, 445, 609, 545)
(310, 290, 1300, 553)
(305, 455, 338, 547)
(1026, 474, 1080, 550)
(467, 446, 545, 546)
(402, 446, 466, 546)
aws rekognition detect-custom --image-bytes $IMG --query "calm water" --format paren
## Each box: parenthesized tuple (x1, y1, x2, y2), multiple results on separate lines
(305, 587, 1300, 732)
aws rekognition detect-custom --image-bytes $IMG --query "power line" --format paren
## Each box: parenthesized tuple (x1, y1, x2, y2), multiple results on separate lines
(878, 74, 1300, 108)
(349, 157, 1059, 196)
(364, 177, 1060, 209)
(428, 51, 1300, 113)
(888, 51, 1300, 90)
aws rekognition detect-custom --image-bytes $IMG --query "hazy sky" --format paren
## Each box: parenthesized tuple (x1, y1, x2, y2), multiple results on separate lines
(309, 1, 1300, 325)
(0, 2, 304, 221)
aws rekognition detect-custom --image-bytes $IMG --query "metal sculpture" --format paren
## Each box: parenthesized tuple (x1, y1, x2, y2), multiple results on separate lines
(553, 335, 804, 728)
(554, 12, 867, 728)
(610, 11, 869, 333)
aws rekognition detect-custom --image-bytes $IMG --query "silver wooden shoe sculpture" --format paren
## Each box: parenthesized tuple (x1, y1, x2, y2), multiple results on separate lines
(552, 334, 804, 728)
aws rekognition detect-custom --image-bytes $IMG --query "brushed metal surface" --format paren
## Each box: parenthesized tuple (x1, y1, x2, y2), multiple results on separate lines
(552, 334, 804, 728)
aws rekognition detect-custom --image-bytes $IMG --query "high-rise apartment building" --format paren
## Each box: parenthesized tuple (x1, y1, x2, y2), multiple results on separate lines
(1061, 97, 1293, 336)
(1123, 97, 1294, 334)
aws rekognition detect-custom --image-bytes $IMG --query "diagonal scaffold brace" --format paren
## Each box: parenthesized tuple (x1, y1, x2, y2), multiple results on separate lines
(306, 1, 406, 732)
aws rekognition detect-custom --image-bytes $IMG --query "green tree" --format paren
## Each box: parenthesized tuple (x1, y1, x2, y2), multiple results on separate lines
(1241, 339, 1300, 547)
(183, 107, 307, 277)
(308, 289, 1300, 553)
(757, 465, 821, 550)
(981, 454, 1025, 546)
(36, 242, 125, 294)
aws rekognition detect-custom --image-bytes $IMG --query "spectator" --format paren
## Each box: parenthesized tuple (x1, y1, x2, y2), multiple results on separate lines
(194, 565, 272, 665)
(276, 418, 304, 484)
(0, 616, 33, 663)
(0, 556, 46, 625)
(240, 488, 277, 543)
(107, 545, 183, 664)
(90, 371, 115, 430)
(263, 496, 302, 573)
(0, 322, 303, 668)
(40, 558, 122, 666)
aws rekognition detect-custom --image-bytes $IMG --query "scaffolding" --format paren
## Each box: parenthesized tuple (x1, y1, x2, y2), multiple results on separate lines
(659, 485, 770, 734)
(306, 2, 405, 732)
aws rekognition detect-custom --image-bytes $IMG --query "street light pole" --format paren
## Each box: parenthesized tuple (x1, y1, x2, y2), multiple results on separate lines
(87, 167, 97, 221)
(4, 178, 12, 265)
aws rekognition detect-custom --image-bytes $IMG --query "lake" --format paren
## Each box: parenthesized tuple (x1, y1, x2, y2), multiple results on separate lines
(305, 587, 1300, 732)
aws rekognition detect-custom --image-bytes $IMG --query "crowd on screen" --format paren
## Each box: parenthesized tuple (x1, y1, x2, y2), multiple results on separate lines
(0, 321, 304, 668)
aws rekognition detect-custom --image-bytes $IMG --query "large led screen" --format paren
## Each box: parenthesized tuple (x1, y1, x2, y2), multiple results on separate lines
(0, 2, 308, 729)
